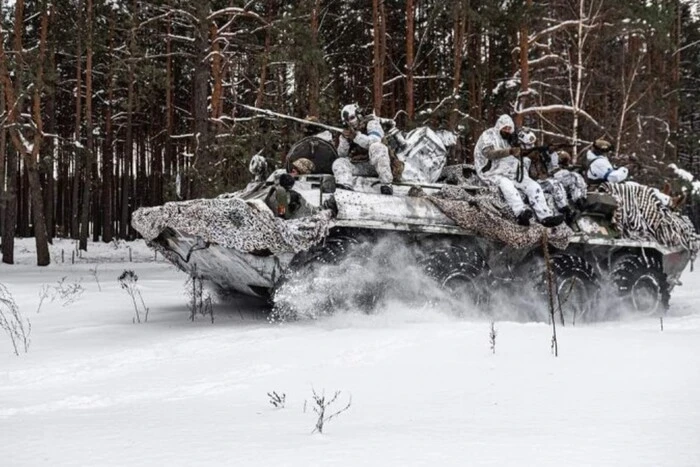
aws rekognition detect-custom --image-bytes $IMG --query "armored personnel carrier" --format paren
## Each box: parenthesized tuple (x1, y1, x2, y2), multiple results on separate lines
(132, 130, 698, 322)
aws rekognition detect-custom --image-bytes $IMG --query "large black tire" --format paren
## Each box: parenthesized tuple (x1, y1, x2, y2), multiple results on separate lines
(288, 234, 360, 270)
(423, 245, 490, 306)
(612, 253, 670, 315)
(541, 254, 599, 325)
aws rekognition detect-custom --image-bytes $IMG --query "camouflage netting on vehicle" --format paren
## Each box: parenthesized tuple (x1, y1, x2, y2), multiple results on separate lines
(131, 197, 334, 254)
(601, 183, 700, 253)
(416, 185, 572, 250)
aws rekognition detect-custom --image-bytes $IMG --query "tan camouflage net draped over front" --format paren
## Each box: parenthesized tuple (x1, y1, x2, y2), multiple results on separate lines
(131, 196, 334, 254)
(420, 185, 573, 250)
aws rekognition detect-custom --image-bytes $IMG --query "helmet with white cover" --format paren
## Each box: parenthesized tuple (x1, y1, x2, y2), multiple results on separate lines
(341, 104, 362, 128)
(517, 127, 537, 148)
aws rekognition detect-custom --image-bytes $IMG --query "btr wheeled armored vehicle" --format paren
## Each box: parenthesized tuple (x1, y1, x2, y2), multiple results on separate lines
(132, 129, 698, 322)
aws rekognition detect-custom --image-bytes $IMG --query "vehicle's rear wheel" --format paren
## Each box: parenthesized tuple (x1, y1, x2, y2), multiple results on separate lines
(540, 254, 599, 325)
(423, 245, 490, 307)
(612, 254, 669, 315)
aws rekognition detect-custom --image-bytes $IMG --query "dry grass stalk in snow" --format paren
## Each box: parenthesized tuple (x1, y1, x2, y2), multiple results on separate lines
(36, 284, 52, 313)
(310, 388, 352, 434)
(542, 232, 559, 357)
(0, 283, 31, 355)
(118, 270, 149, 323)
(90, 265, 102, 291)
(489, 321, 497, 354)
(185, 268, 214, 323)
(267, 391, 286, 409)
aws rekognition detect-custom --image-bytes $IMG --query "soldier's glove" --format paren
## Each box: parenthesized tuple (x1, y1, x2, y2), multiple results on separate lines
(350, 152, 369, 163)
(342, 128, 356, 141)
(509, 147, 521, 156)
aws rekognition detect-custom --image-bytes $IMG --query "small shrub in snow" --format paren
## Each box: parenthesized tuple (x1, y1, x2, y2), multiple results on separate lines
(0, 283, 31, 355)
(489, 321, 497, 354)
(309, 388, 352, 434)
(267, 391, 286, 409)
(36, 278, 85, 313)
(54, 277, 85, 306)
(185, 269, 214, 323)
(118, 270, 149, 323)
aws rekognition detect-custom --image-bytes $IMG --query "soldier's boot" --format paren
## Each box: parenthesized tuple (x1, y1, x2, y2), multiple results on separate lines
(516, 208, 534, 226)
(560, 205, 576, 224)
(321, 196, 338, 216)
(574, 197, 588, 211)
(540, 214, 565, 228)
(380, 185, 393, 195)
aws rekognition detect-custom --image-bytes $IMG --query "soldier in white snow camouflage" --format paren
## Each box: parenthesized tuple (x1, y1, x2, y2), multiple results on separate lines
(547, 150, 587, 206)
(518, 128, 577, 222)
(473, 115, 563, 227)
(332, 104, 393, 195)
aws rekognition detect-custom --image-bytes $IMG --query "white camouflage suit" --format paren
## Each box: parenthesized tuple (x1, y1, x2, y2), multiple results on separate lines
(332, 118, 392, 187)
(473, 115, 554, 220)
(548, 152, 587, 203)
(528, 151, 587, 208)
(523, 157, 568, 211)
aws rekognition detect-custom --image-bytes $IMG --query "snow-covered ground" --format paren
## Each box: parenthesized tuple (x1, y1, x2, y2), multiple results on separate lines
(1, 238, 700, 467)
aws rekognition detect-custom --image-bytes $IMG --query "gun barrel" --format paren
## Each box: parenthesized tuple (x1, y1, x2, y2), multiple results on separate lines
(236, 103, 345, 133)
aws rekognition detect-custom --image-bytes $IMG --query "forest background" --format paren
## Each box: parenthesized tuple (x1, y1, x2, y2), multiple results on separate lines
(0, 0, 699, 265)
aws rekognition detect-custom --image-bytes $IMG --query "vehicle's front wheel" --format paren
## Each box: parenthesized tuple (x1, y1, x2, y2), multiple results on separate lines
(539, 254, 599, 325)
(612, 254, 669, 315)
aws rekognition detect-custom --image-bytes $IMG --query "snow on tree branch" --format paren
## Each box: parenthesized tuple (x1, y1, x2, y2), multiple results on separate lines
(529, 20, 593, 44)
(516, 104, 600, 127)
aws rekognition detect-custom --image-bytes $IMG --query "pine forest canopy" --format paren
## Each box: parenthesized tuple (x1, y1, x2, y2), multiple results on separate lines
(0, 0, 699, 265)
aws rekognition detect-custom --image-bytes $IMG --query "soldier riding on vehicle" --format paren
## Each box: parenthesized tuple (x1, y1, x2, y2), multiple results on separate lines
(473, 114, 564, 227)
(332, 104, 394, 195)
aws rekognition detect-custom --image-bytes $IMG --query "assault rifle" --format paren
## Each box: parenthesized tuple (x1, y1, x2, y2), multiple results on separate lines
(515, 142, 575, 183)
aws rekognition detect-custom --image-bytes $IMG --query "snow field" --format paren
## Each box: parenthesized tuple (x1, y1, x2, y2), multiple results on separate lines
(1, 239, 699, 466)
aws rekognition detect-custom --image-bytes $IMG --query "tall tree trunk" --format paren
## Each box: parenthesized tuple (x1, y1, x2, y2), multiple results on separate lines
(308, 0, 322, 117)
(102, 15, 115, 242)
(515, 0, 531, 127)
(72, 0, 83, 239)
(372, 0, 384, 114)
(669, 0, 681, 163)
(255, 9, 272, 109)
(467, 21, 481, 159)
(25, 5, 51, 266)
(79, 0, 93, 250)
(1, 149, 16, 264)
(43, 36, 56, 241)
(121, 0, 137, 238)
(192, 1, 212, 196)
(165, 11, 174, 182)
(0, 69, 5, 242)
(210, 22, 223, 128)
(0, 0, 50, 264)
(406, 0, 415, 121)
(449, 0, 466, 132)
